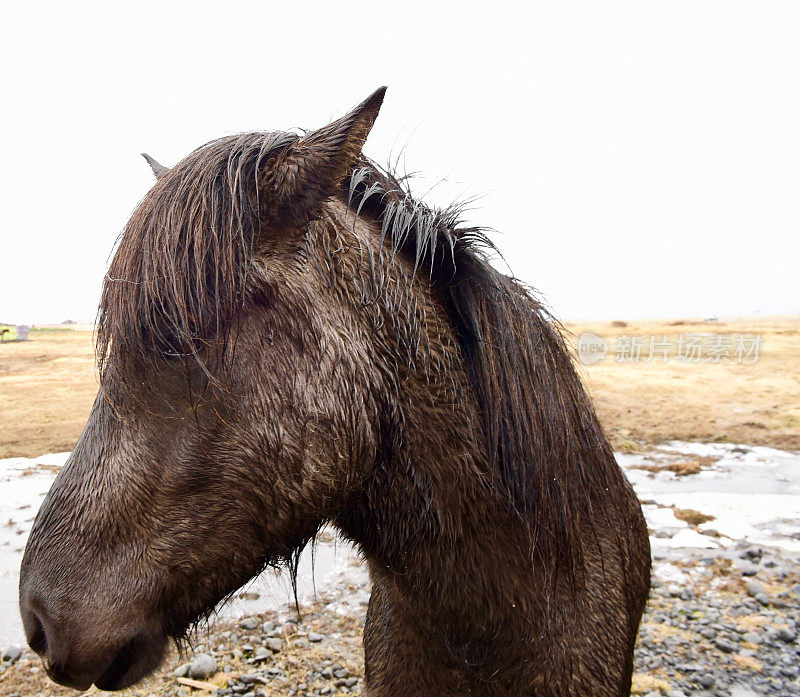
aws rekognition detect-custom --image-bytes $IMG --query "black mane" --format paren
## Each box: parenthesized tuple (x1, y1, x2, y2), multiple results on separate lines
(342, 160, 621, 579)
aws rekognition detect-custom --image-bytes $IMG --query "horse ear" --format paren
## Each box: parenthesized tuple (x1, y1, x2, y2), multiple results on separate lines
(268, 86, 387, 223)
(141, 153, 170, 180)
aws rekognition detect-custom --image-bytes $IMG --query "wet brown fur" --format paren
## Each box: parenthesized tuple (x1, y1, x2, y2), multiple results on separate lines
(21, 89, 650, 696)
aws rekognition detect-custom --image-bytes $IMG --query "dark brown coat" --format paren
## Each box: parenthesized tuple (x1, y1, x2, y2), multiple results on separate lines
(20, 88, 650, 696)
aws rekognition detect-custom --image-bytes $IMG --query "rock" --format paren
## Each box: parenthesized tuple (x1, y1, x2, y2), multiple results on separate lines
(666, 691, 686, 697)
(253, 646, 270, 659)
(714, 638, 736, 653)
(239, 617, 260, 630)
(1, 646, 22, 664)
(240, 674, 268, 685)
(699, 673, 715, 688)
(742, 547, 763, 562)
(754, 592, 770, 606)
(174, 663, 191, 677)
(264, 638, 283, 652)
(308, 632, 325, 642)
(777, 627, 796, 642)
(742, 632, 761, 644)
(188, 654, 217, 679)
(730, 687, 759, 697)
(334, 668, 349, 679)
(745, 580, 764, 597)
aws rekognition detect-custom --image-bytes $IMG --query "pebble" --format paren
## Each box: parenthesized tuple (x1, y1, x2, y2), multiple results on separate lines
(240, 673, 268, 685)
(745, 580, 764, 597)
(714, 638, 736, 653)
(730, 687, 759, 697)
(188, 653, 217, 679)
(632, 544, 800, 697)
(308, 632, 325, 642)
(239, 617, 260, 631)
(1, 646, 22, 664)
(264, 638, 283, 653)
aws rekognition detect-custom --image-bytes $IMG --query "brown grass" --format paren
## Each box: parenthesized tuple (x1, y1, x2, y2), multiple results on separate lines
(632, 455, 716, 476)
(566, 316, 800, 451)
(630, 673, 671, 694)
(672, 508, 715, 526)
(1, 316, 799, 459)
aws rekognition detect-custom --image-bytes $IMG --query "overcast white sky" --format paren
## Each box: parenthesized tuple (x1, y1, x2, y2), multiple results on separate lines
(1, 2, 798, 324)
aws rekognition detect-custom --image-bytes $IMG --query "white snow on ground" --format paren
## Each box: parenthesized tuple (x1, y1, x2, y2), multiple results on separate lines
(1, 441, 798, 646)
(0, 452, 71, 647)
(619, 442, 800, 554)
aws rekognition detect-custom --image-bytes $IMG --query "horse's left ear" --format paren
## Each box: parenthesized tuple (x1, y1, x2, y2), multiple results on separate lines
(267, 86, 387, 223)
(141, 153, 170, 180)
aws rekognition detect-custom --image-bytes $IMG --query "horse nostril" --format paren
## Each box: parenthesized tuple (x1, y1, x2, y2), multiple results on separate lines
(27, 611, 48, 655)
(20, 601, 49, 658)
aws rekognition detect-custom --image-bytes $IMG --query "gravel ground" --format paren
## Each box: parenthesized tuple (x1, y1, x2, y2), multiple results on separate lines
(634, 544, 799, 696)
(1, 541, 798, 697)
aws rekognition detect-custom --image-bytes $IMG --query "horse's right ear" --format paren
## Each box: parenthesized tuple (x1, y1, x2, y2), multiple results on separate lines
(266, 86, 387, 224)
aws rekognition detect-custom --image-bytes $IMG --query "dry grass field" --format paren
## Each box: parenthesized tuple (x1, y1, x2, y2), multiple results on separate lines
(0, 328, 96, 458)
(566, 316, 800, 452)
(0, 316, 798, 459)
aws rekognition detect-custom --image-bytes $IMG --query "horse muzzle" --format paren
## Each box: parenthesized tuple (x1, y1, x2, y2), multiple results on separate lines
(19, 587, 168, 691)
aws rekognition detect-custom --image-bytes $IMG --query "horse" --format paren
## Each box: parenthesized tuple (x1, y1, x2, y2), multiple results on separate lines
(19, 88, 650, 696)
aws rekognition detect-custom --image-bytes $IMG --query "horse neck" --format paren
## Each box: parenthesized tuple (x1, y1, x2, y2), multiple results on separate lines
(324, 206, 528, 620)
